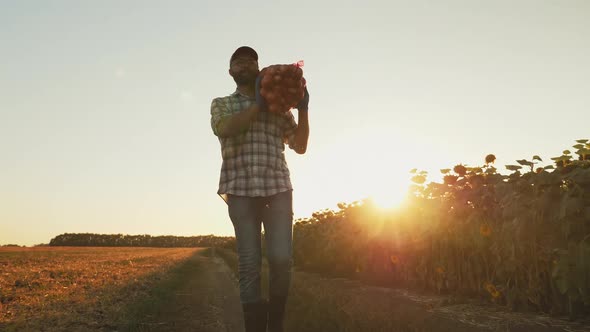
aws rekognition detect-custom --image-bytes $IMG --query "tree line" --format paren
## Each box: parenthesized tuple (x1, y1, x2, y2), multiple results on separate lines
(49, 233, 235, 248)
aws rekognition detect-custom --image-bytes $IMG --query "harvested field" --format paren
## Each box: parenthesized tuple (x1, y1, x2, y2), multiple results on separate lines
(0, 246, 199, 331)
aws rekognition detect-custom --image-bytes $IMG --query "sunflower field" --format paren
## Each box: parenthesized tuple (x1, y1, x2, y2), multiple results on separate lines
(292, 139, 590, 318)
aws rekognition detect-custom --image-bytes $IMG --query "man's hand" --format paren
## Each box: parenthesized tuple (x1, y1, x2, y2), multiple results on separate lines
(255, 74, 267, 111)
(296, 85, 309, 111)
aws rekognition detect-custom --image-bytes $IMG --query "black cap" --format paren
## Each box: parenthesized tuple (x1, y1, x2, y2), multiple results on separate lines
(230, 46, 258, 65)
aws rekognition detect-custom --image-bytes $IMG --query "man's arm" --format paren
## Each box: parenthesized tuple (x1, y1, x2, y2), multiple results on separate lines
(216, 104, 261, 138)
(292, 109, 309, 154)
(292, 85, 310, 154)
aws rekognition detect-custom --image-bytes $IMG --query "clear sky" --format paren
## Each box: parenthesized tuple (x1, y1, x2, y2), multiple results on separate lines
(1, 0, 589, 246)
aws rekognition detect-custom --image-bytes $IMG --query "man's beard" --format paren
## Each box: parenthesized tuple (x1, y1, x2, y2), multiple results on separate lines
(232, 70, 258, 85)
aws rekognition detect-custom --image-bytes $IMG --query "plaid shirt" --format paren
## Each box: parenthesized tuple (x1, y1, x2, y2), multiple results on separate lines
(211, 90, 298, 201)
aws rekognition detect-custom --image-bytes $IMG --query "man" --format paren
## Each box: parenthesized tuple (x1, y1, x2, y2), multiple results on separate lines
(210, 46, 310, 332)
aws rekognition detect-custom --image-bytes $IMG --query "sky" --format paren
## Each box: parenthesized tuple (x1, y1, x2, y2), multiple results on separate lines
(1, 0, 589, 246)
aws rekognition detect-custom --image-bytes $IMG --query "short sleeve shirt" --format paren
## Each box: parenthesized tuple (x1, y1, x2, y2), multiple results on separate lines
(210, 90, 298, 201)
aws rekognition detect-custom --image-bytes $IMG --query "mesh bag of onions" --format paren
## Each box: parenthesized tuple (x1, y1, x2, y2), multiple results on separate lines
(258, 61, 306, 113)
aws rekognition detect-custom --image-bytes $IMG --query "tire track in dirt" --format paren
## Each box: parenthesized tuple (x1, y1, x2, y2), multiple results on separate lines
(128, 249, 244, 332)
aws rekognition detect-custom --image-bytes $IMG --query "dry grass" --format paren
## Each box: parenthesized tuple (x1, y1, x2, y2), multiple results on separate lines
(0, 246, 199, 331)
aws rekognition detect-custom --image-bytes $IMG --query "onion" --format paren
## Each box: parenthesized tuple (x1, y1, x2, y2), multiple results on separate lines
(258, 63, 306, 113)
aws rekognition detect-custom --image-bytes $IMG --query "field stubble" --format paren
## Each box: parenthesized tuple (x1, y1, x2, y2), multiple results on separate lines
(0, 246, 199, 331)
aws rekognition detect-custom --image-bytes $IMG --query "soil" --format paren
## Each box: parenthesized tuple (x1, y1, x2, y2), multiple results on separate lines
(127, 250, 590, 332)
(288, 270, 590, 332)
(129, 250, 245, 332)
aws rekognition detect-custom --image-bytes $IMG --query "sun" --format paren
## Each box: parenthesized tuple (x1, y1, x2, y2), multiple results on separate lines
(288, 132, 432, 217)
(368, 186, 408, 210)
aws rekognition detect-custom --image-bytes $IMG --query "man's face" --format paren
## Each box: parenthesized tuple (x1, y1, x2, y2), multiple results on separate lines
(229, 56, 259, 85)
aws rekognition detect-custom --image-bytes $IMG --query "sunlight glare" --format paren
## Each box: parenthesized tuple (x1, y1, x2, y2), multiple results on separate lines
(369, 189, 407, 210)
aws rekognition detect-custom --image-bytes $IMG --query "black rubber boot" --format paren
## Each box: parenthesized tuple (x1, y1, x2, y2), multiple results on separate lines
(267, 296, 287, 332)
(243, 300, 268, 332)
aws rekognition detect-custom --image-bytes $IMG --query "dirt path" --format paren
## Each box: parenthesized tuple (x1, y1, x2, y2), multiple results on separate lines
(287, 270, 590, 332)
(130, 249, 244, 332)
(136, 249, 590, 332)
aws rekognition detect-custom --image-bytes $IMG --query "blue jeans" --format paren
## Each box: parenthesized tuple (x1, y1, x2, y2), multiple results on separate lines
(227, 190, 293, 304)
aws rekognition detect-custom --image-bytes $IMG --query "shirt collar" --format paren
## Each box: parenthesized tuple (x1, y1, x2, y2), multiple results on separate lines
(231, 89, 255, 99)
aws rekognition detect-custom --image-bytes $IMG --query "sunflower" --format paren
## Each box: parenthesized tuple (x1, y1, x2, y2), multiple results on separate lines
(484, 282, 501, 298)
(390, 255, 399, 265)
(443, 175, 458, 185)
(453, 164, 467, 177)
(480, 224, 492, 237)
(485, 154, 496, 164)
